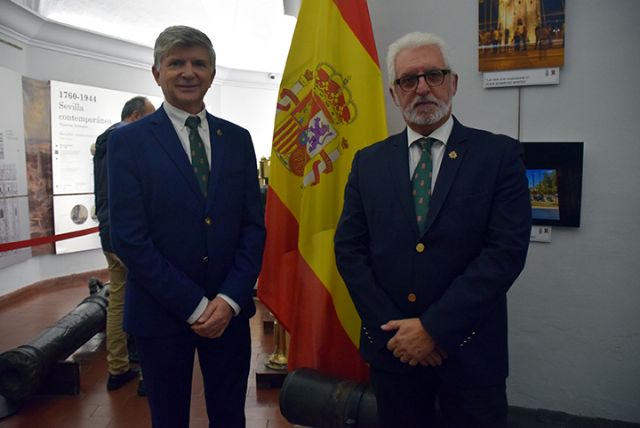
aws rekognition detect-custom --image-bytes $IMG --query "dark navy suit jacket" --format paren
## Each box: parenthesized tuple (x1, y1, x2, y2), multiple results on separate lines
(334, 117, 531, 388)
(108, 106, 265, 338)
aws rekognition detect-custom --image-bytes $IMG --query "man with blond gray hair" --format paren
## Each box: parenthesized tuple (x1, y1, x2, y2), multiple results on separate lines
(108, 25, 265, 428)
(335, 32, 531, 427)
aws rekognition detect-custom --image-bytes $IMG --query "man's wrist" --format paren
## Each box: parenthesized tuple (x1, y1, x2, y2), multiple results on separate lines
(217, 293, 240, 316)
(187, 297, 209, 324)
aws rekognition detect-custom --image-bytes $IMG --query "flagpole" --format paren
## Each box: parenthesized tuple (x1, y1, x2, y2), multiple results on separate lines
(258, 157, 288, 371)
(265, 320, 288, 371)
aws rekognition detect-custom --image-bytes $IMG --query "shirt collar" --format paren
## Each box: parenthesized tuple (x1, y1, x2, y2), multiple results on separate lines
(163, 101, 208, 131)
(406, 115, 454, 148)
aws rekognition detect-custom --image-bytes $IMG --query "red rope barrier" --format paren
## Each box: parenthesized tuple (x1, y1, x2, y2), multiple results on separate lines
(0, 227, 99, 252)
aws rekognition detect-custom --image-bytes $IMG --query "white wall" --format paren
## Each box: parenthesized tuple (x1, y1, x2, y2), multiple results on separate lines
(512, 2, 640, 420)
(1, 0, 639, 422)
(214, 83, 278, 162)
(368, 0, 640, 423)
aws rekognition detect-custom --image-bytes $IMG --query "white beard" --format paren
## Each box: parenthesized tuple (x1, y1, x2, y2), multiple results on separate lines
(401, 94, 451, 126)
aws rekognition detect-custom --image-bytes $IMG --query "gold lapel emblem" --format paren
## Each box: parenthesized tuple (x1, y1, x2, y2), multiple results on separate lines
(448, 150, 458, 160)
(216, 129, 222, 136)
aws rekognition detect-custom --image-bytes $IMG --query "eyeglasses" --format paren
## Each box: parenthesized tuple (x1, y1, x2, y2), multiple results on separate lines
(394, 69, 451, 92)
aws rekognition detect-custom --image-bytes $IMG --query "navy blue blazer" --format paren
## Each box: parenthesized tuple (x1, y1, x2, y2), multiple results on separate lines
(334, 117, 531, 388)
(108, 106, 265, 338)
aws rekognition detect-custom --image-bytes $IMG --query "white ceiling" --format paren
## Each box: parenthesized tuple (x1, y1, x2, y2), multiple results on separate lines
(12, 0, 297, 73)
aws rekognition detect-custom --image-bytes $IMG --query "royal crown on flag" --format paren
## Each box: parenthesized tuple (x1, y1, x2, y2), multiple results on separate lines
(313, 64, 355, 124)
(273, 63, 356, 187)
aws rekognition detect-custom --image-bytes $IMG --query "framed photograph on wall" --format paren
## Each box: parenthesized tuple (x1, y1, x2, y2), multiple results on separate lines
(479, 0, 565, 72)
(522, 142, 583, 228)
(479, 0, 565, 88)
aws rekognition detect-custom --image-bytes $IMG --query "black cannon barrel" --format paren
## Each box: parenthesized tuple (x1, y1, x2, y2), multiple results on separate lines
(0, 281, 109, 401)
(280, 367, 379, 428)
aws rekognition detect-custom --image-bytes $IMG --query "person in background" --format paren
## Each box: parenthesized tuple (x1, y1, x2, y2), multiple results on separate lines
(334, 32, 531, 428)
(108, 25, 265, 428)
(93, 95, 155, 394)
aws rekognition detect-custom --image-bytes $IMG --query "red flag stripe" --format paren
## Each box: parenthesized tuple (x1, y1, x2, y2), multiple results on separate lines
(286, 255, 369, 381)
(259, 190, 369, 381)
(259, 189, 300, 331)
(333, 0, 380, 65)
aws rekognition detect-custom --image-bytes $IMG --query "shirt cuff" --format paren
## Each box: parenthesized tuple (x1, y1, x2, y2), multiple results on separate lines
(217, 293, 241, 316)
(187, 297, 209, 324)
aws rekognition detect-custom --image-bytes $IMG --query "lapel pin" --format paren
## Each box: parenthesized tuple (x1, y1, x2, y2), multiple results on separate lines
(448, 150, 458, 160)
(216, 129, 222, 136)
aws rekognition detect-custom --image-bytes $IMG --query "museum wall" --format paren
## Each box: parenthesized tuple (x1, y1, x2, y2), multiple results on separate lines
(1, 0, 639, 422)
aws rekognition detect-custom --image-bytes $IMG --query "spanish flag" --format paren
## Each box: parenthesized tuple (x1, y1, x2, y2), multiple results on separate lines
(258, 0, 387, 382)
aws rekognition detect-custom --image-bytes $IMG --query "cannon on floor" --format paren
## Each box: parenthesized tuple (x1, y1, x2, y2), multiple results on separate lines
(279, 367, 379, 428)
(0, 279, 108, 404)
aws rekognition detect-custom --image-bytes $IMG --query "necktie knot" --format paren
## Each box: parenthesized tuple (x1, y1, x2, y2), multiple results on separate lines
(185, 115, 201, 130)
(418, 137, 436, 152)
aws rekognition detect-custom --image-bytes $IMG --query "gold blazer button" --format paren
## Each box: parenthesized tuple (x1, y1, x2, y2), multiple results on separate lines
(415, 243, 425, 253)
(204, 217, 212, 225)
(407, 293, 417, 303)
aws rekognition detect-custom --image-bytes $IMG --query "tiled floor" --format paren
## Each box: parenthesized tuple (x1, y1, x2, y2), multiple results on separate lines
(0, 280, 294, 428)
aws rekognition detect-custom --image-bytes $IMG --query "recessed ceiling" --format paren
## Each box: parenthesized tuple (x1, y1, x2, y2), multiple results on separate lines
(12, 0, 297, 73)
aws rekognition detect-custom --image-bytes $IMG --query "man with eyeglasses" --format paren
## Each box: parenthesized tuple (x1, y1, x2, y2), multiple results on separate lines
(335, 32, 531, 428)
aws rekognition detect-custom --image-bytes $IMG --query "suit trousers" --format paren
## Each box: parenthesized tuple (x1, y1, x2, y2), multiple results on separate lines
(135, 317, 251, 428)
(104, 251, 130, 375)
(370, 365, 507, 428)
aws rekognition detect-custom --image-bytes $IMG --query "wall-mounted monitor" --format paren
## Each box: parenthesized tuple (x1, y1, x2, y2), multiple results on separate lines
(522, 142, 583, 227)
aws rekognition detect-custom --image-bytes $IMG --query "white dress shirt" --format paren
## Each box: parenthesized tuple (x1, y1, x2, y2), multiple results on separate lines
(163, 101, 211, 166)
(406, 115, 454, 191)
